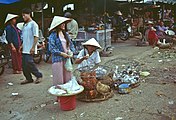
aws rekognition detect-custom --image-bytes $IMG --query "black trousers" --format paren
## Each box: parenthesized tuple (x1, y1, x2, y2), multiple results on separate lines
(22, 54, 42, 81)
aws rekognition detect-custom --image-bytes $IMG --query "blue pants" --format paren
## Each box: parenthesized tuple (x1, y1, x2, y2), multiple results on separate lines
(22, 54, 42, 81)
(46, 42, 51, 56)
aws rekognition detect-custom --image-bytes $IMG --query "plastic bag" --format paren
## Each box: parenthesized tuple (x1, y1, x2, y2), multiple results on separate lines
(140, 71, 150, 77)
(65, 58, 73, 72)
(58, 76, 80, 92)
(67, 49, 73, 57)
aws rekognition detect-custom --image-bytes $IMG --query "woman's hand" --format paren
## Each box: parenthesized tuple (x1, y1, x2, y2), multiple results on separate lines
(11, 47, 16, 52)
(11, 44, 16, 52)
(61, 52, 70, 58)
(30, 47, 35, 55)
(19, 46, 23, 53)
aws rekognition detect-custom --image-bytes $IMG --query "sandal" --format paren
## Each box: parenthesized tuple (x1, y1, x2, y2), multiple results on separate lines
(21, 80, 33, 85)
(34, 77, 42, 84)
(13, 71, 22, 74)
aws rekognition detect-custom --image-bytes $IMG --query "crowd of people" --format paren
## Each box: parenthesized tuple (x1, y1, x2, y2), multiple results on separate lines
(1, 8, 102, 91)
(1, 7, 176, 87)
(108, 10, 176, 47)
(145, 19, 176, 47)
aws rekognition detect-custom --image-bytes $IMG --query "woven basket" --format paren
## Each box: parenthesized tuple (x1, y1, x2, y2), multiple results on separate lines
(73, 65, 114, 102)
(77, 89, 114, 102)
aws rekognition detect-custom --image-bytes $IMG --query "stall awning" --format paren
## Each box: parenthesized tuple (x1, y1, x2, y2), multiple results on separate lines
(153, 0, 176, 4)
(0, 0, 20, 4)
(144, 0, 176, 4)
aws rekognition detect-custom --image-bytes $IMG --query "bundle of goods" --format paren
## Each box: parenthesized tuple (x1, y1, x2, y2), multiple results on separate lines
(104, 58, 141, 94)
(157, 39, 173, 49)
(158, 43, 172, 49)
(48, 77, 84, 111)
(112, 64, 140, 89)
(48, 77, 84, 96)
(95, 66, 114, 87)
(76, 66, 113, 102)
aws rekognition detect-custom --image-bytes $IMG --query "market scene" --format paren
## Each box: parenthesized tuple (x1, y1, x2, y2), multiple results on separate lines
(0, 0, 176, 120)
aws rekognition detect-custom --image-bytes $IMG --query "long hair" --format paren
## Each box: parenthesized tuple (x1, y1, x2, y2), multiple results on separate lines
(56, 26, 70, 48)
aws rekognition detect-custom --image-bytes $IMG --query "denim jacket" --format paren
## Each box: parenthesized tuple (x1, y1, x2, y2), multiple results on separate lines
(49, 31, 75, 63)
(5, 25, 21, 48)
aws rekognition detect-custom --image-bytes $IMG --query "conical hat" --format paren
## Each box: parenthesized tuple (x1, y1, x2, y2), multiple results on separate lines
(146, 21, 154, 25)
(115, 11, 122, 16)
(17, 22, 24, 30)
(49, 16, 71, 31)
(4, 13, 18, 24)
(82, 38, 102, 49)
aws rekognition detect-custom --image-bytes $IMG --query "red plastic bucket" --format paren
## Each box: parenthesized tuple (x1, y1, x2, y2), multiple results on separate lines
(58, 95, 76, 111)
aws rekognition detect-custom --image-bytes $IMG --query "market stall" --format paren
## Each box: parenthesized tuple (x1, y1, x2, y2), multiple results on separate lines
(76, 29, 113, 50)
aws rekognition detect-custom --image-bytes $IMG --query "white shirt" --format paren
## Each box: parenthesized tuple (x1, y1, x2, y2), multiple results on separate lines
(67, 19, 78, 39)
(77, 49, 101, 70)
(22, 20, 39, 54)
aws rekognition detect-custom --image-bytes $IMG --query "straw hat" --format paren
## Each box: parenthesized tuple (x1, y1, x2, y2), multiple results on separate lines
(49, 16, 71, 31)
(4, 13, 18, 24)
(115, 11, 122, 16)
(82, 38, 102, 49)
(17, 22, 24, 30)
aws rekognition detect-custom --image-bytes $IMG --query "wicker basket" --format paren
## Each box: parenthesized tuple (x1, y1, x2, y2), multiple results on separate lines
(73, 65, 114, 102)
(77, 89, 114, 102)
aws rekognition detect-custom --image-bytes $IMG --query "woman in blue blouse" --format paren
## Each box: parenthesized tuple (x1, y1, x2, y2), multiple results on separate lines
(48, 16, 75, 86)
(5, 14, 22, 74)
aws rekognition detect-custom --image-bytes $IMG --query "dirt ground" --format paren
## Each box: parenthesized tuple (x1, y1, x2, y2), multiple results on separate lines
(0, 38, 176, 120)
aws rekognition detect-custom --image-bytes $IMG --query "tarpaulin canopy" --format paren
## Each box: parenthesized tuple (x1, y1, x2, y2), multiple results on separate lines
(153, 0, 176, 4)
(142, 0, 176, 4)
(0, 0, 20, 4)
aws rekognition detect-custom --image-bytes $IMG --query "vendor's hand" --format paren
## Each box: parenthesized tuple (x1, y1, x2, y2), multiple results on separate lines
(83, 55, 89, 60)
(61, 52, 70, 58)
(30, 47, 35, 55)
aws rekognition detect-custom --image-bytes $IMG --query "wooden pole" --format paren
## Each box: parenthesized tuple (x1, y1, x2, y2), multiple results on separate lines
(104, 0, 107, 51)
(41, 0, 44, 34)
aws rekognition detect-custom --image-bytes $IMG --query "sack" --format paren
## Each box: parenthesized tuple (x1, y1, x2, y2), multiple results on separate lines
(64, 58, 73, 72)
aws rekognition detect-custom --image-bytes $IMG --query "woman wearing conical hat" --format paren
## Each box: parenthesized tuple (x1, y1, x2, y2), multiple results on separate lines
(114, 10, 125, 29)
(5, 13, 22, 74)
(48, 16, 75, 86)
(75, 38, 101, 70)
